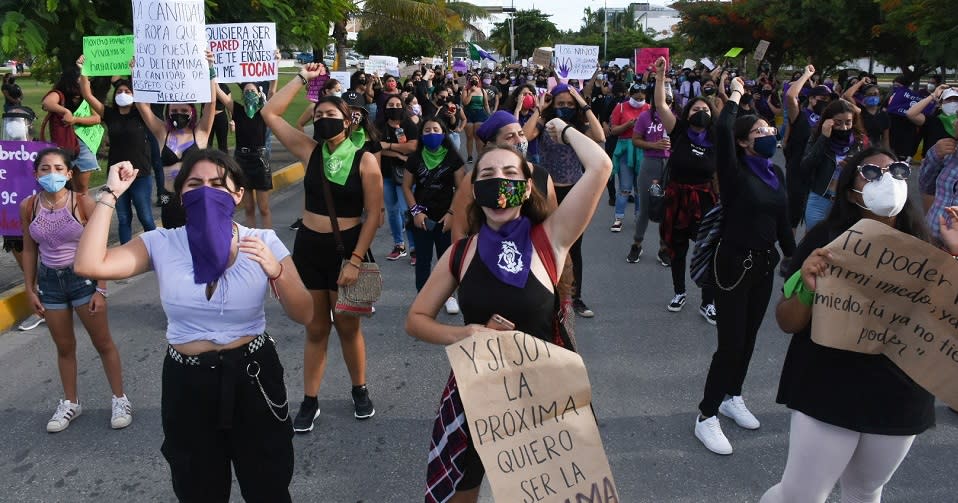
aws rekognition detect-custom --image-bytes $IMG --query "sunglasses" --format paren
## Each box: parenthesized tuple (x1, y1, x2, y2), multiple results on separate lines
(858, 162, 910, 182)
(750, 126, 778, 136)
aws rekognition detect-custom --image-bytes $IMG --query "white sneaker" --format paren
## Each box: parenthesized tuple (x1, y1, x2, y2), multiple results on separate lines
(18, 314, 45, 331)
(694, 415, 733, 455)
(444, 297, 460, 315)
(47, 399, 82, 433)
(111, 395, 133, 429)
(719, 396, 760, 430)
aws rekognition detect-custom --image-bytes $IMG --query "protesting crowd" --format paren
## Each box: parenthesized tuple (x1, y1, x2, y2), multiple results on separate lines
(3, 22, 958, 502)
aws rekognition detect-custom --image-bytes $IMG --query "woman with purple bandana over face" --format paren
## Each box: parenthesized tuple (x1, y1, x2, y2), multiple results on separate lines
(406, 115, 611, 503)
(75, 150, 313, 501)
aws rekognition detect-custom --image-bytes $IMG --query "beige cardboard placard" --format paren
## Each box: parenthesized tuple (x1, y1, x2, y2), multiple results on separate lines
(447, 330, 620, 502)
(532, 48, 553, 68)
(811, 219, 958, 408)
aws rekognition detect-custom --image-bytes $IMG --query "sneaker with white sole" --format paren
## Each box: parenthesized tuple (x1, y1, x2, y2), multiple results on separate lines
(699, 304, 718, 325)
(18, 313, 45, 331)
(718, 396, 760, 430)
(110, 395, 133, 429)
(657, 249, 672, 267)
(626, 244, 643, 263)
(610, 219, 623, 232)
(386, 245, 407, 261)
(667, 293, 687, 312)
(293, 400, 321, 433)
(47, 399, 82, 433)
(444, 297, 460, 315)
(694, 415, 733, 455)
(352, 386, 375, 419)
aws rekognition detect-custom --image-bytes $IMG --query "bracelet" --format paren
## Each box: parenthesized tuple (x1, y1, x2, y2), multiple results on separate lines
(95, 287, 109, 299)
(209, 67, 217, 80)
(97, 200, 115, 209)
(581, 105, 592, 112)
(268, 262, 284, 281)
(783, 270, 815, 307)
(267, 263, 283, 299)
(446, 210, 454, 216)
(297, 73, 308, 85)
(346, 261, 361, 270)
(561, 124, 574, 145)
(351, 251, 365, 262)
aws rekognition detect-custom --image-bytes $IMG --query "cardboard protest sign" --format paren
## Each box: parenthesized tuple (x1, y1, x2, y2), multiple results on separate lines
(724, 47, 744, 58)
(811, 219, 958, 409)
(754, 40, 770, 62)
(82, 35, 134, 77)
(0, 141, 54, 235)
(553, 45, 599, 80)
(700, 57, 715, 70)
(132, 0, 211, 103)
(635, 48, 669, 73)
(206, 23, 277, 84)
(532, 48, 552, 68)
(73, 101, 106, 154)
(452, 60, 468, 74)
(682, 59, 697, 70)
(612, 58, 630, 68)
(447, 330, 620, 502)
(365, 56, 400, 77)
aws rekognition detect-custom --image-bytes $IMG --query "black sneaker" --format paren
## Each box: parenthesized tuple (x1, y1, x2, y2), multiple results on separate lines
(626, 244, 643, 263)
(657, 249, 672, 267)
(667, 293, 687, 312)
(607, 194, 615, 206)
(627, 194, 635, 203)
(352, 386, 375, 419)
(293, 400, 321, 433)
(572, 299, 595, 318)
(699, 304, 718, 325)
(289, 218, 303, 230)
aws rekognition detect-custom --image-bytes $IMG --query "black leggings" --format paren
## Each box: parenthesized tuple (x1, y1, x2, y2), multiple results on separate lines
(212, 111, 230, 153)
(670, 225, 714, 305)
(554, 185, 584, 299)
(699, 244, 778, 417)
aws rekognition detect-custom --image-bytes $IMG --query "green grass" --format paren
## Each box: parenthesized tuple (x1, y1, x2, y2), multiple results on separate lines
(9, 70, 311, 189)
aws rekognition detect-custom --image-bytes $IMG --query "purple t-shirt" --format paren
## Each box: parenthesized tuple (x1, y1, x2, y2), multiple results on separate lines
(633, 109, 671, 159)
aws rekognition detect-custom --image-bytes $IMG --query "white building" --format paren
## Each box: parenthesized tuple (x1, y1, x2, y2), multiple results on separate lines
(629, 2, 680, 40)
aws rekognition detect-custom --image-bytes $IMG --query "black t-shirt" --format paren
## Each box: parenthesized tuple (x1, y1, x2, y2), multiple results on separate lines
(921, 113, 953, 157)
(231, 102, 267, 149)
(378, 118, 420, 178)
(404, 149, 464, 220)
(776, 223, 936, 435)
(861, 108, 890, 148)
(103, 107, 151, 174)
(216, 84, 230, 113)
(665, 120, 716, 184)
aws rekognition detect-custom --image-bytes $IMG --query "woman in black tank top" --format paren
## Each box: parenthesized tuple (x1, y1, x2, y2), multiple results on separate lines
(406, 118, 612, 501)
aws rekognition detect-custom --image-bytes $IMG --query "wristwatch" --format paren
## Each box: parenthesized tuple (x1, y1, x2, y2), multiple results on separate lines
(96, 186, 117, 203)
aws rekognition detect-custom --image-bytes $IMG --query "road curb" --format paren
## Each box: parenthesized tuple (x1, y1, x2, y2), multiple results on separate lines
(0, 160, 306, 333)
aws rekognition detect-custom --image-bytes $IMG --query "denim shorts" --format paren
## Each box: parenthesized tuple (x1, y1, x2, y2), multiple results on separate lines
(37, 263, 96, 310)
(72, 142, 100, 173)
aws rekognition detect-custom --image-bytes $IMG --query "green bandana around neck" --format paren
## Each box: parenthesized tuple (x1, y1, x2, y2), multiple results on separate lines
(939, 113, 957, 139)
(244, 91, 262, 119)
(322, 128, 366, 185)
(421, 145, 448, 170)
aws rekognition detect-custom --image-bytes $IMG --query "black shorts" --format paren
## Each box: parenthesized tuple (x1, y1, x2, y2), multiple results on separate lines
(236, 149, 273, 191)
(292, 223, 361, 291)
(2, 236, 23, 253)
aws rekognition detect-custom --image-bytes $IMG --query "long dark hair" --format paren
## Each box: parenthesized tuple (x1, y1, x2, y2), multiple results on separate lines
(53, 67, 80, 98)
(415, 118, 460, 158)
(540, 89, 587, 129)
(467, 147, 549, 234)
(173, 148, 248, 196)
(821, 147, 928, 241)
(375, 94, 406, 131)
(314, 96, 357, 139)
(33, 147, 73, 171)
(810, 99, 866, 143)
(732, 114, 763, 159)
(505, 84, 536, 112)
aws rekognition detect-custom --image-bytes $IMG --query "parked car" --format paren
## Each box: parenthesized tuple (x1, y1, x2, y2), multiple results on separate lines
(345, 56, 359, 67)
(295, 52, 314, 64)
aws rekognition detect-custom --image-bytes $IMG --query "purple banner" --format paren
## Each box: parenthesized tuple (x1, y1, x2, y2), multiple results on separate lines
(886, 87, 935, 117)
(0, 141, 54, 236)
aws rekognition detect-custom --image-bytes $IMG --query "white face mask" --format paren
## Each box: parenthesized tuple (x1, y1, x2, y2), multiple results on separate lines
(853, 172, 908, 217)
(331, 90, 343, 98)
(115, 93, 134, 107)
(928, 83, 937, 93)
(629, 98, 646, 109)
(941, 102, 958, 116)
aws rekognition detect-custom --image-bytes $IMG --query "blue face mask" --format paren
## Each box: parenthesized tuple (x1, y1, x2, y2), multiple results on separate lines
(37, 173, 68, 193)
(863, 96, 881, 107)
(422, 133, 445, 151)
(554, 107, 576, 120)
(752, 135, 777, 159)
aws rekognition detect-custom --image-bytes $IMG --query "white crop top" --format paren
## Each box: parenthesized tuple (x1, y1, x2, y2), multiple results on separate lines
(140, 224, 290, 345)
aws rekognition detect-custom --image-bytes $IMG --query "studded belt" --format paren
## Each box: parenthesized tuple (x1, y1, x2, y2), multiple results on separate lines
(167, 333, 271, 367)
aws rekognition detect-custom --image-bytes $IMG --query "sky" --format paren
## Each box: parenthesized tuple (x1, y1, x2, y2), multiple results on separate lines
(471, 0, 673, 34)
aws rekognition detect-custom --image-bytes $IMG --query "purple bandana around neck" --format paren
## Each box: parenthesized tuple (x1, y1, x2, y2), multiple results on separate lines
(829, 133, 855, 156)
(744, 155, 779, 190)
(183, 186, 236, 284)
(477, 217, 533, 289)
(687, 127, 712, 147)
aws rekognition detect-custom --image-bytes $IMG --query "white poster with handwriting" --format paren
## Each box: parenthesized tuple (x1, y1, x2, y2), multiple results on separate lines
(206, 23, 277, 84)
(553, 45, 599, 80)
(132, 0, 211, 103)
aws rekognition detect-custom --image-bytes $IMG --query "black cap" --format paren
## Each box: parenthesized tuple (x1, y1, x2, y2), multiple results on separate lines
(342, 90, 364, 108)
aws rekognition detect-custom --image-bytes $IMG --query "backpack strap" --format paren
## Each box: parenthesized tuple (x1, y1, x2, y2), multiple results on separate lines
(530, 224, 557, 287)
(448, 234, 475, 283)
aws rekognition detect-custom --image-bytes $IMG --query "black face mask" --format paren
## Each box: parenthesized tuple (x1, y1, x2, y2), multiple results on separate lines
(313, 117, 345, 141)
(740, 93, 753, 106)
(830, 128, 852, 142)
(170, 113, 191, 129)
(385, 108, 403, 121)
(688, 110, 711, 128)
(813, 101, 828, 115)
(404, 85, 414, 93)
(702, 87, 716, 96)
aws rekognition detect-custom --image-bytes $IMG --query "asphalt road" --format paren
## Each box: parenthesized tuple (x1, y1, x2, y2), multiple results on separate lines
(1, 159, 956, 503)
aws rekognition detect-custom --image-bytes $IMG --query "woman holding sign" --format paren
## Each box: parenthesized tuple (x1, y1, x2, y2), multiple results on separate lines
(261, 63, 384, 434)
(406, 116, 611, 502)
(760, 148, 958, 503)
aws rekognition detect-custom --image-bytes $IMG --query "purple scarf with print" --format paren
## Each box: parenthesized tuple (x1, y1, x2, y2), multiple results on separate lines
(744, 155, 779, 190)
(687, 127, 712, 148)
(477, 217, 532, 289)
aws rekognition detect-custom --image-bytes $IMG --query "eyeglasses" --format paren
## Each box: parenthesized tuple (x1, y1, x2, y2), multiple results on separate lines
(750, 126, 778, 136)
(858, 162, 910, 182)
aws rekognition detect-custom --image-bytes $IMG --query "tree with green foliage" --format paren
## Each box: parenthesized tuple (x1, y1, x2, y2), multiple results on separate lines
(487, 9, 560, 60)
(559, 5, 666, 62)
(356, 30, 442, 63)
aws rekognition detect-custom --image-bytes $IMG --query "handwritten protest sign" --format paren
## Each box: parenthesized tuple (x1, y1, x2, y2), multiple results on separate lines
(305, 73, 329, 103)
(682, 59, 697, 70)
(635, 48, 669, 73)
(553, 45, 599, 80)
(700, 57, 715, 70)
(82, 35, 134, 77)
(206, 23, 277, 84)
(811, 219, 958, 409)
(754, 40, 770, 62)
(365, 56, 400, 77)
(612, 58, 630, 69)
(0, 141, 54, 235)
(447, 330, 620, 502)
(329, 71, 351, 88)
(73, 101, 105, 154)
(132, 0, 211, 103)
(532, 48, 552, 68)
